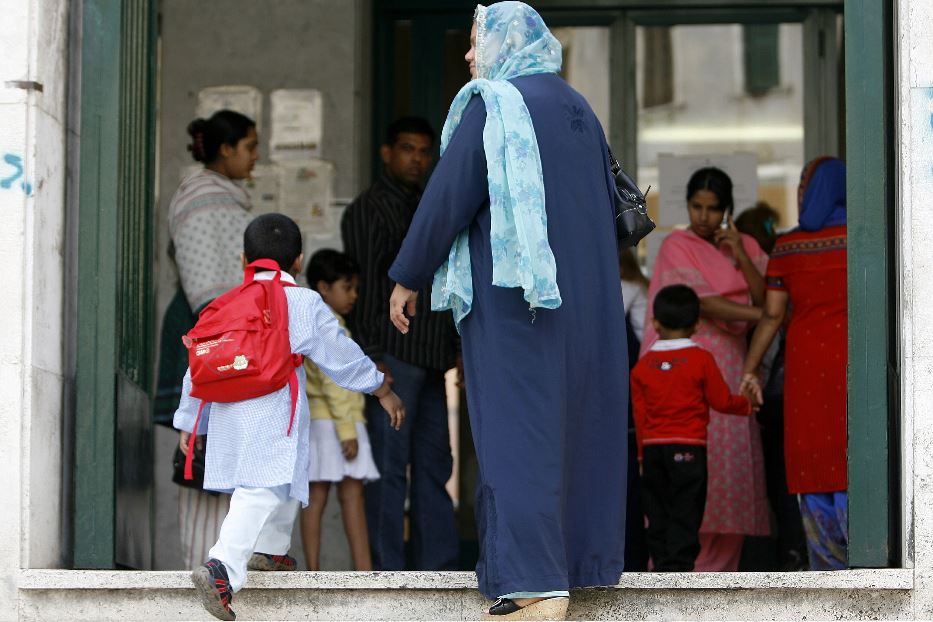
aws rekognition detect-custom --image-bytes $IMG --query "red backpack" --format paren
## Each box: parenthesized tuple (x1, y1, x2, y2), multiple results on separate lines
(181, 258, 303, 479)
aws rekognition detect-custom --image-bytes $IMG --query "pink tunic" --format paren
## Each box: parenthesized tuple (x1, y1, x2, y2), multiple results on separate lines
(641, 229, 770, 536)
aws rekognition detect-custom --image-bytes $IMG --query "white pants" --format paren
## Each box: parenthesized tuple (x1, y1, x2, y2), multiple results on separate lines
(208, 485, 300, 592)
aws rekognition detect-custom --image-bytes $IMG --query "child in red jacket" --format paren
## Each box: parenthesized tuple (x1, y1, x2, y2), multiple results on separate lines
(631, 284, 753, 571)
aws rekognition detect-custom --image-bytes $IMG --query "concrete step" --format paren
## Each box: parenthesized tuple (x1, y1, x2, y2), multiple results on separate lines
(14, 569, 914, 621)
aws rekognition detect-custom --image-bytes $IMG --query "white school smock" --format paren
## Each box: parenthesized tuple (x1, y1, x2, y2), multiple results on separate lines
(173, 271, 384, 506)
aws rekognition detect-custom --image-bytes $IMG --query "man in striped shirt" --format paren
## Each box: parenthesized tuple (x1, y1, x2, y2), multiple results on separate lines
(341, 117, 460, 571)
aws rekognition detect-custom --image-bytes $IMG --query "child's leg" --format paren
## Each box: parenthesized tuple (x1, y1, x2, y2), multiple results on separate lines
(300, 482, 331, 570)
(254, 488, 301, 558)
(337, 477, 373, 571)
(640, 445, 670, 570)
(208, 485, 291, 592)
(665, 446, 708, 571)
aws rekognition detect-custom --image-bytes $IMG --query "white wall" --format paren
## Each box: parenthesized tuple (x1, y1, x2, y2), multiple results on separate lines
(898, 0, 933, 615)
(0, 0, 70, 613)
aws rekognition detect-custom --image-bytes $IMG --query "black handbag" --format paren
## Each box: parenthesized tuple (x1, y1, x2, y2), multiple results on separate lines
(172, 440, 217, 495)
(608, 148, 656, 248)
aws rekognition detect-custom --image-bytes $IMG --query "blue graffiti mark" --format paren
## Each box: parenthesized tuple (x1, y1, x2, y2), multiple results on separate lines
(0, 153, 34, 196)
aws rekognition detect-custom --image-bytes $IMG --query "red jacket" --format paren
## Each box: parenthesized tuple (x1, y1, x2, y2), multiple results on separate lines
(631, 340, 751, 458)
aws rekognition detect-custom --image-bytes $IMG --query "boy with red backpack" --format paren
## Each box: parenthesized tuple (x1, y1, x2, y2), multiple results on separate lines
(174, 213, 404, 621)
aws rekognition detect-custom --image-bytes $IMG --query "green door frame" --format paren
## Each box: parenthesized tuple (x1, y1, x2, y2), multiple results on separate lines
(375, 0, 896, 567)
(73, 0, 157, 568)
(74, 0, 122, 568)
(844, 0, 897, 568)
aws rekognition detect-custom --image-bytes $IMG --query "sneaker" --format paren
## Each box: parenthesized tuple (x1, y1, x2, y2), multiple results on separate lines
(248, 552, 297, 571)
(191, 558, 236, 621)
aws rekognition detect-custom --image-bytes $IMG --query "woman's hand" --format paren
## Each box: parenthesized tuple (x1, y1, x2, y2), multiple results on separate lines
(178, 431, 204, 455)
(714, 215, 746, 258)
(715, 214, 766, 305)
(740, 372, 764, 407)
(389, 284, 418, 334)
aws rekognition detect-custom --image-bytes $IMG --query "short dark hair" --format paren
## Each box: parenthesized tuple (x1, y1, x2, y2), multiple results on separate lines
(653, 285, 700, 330)
(686, 167, 734, 216)
(187, 109, 255, 164)
(384, 116, 435, 147)
(305, 249, 360, 291)
(243, 213, 303, 272)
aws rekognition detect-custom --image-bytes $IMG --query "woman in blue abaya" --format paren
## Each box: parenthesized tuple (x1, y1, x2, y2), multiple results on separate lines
(388, 3, 629, 619)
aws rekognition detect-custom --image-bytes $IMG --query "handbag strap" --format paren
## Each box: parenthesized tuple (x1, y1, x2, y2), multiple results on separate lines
(607, 147, 621, 175)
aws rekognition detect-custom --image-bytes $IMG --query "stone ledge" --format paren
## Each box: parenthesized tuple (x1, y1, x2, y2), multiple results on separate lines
(17, 568, 914, 591)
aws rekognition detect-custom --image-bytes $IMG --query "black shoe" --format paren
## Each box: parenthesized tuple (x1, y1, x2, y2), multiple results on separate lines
(248, 552, 297, 571)
(488, 598, 524, 616)
(484, 596, 569, 620)
(191, 558, 236, 621)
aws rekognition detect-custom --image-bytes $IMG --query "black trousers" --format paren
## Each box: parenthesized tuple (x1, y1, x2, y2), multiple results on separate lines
(642, 444, 708, 571)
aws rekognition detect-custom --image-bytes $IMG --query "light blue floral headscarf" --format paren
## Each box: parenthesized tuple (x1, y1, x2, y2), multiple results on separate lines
(431, 1, 563, 328)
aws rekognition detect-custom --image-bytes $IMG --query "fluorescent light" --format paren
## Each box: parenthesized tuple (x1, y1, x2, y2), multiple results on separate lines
(640, 125, 804, 143)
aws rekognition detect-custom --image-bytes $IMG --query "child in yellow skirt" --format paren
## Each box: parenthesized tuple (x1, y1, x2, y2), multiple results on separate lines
(301, 249, 381, 570)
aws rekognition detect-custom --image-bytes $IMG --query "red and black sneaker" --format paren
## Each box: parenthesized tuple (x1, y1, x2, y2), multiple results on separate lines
(247, 552, 297, 571)
(191, 558, 236, 621)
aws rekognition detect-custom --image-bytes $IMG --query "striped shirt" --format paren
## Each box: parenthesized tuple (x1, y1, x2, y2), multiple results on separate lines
(341, 173, 457, 372)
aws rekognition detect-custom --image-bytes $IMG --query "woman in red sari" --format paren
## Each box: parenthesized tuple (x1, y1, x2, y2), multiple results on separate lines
(641, 167, 770, 571)
(741, 157, 848, 570)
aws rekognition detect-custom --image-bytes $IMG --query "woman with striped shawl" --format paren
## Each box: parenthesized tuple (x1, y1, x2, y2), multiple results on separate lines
(158, 109, 257, 569)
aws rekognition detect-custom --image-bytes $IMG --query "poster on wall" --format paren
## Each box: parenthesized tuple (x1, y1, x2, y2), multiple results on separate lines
(657, 153, 759, 228)
(196, 85, 263, 129)
(278, 159, 336, 245)
(270, 89, 323, 161)
(244, 165, 281, 215)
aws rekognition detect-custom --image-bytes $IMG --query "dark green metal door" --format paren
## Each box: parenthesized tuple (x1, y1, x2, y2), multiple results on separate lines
(74, 0, 157, 569)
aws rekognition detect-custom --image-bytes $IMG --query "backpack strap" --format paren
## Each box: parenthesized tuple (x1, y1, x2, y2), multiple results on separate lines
(239, 259, 302, 436)
(286, 369, 299, 436)
(184, 400, 208, 480)
(285, 354, 304, 435)
(243, 258, 286, 285)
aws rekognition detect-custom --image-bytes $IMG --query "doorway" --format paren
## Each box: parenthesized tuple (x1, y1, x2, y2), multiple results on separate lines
(69, 0, 895, 571)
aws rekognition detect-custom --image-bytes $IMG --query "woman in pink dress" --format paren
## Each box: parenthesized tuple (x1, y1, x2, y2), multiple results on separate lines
(641, 167, 770, 571)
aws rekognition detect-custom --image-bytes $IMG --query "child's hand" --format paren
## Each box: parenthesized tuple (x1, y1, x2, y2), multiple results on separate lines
(178, 431, 204, 455)
(378, 391, 406, 430)
(341, 439, 359, 460)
